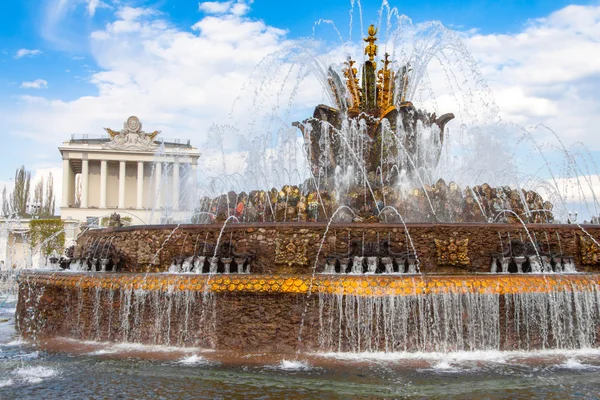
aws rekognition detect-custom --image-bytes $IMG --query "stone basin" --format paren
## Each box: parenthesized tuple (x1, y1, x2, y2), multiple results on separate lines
(17, 271, 600, 354)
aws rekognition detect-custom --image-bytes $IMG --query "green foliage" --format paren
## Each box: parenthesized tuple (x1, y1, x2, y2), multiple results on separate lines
(29, 219, 65, 256)
(100, 215, 132, 227)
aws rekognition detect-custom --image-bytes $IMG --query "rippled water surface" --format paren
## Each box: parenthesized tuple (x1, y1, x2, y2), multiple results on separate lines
(3, 297, 600, 399)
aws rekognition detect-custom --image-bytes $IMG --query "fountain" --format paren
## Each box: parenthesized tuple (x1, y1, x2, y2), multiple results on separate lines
(15, 23, 600, 355)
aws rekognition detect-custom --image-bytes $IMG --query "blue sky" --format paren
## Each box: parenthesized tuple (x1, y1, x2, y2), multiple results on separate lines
(1, 0, 600, 220)
(1, 0, 594, 105)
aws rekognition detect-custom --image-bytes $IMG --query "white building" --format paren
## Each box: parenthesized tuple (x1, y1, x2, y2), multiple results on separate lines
(0, 218, 32, 270)
(60, 116, 200, 242)
(0, 116, 200, 268)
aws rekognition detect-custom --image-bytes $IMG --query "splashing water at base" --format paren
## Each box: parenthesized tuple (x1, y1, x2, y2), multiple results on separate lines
(178, 354, 209, 365)
(0, 379, 13, 388)
(13, 366, 59, 384)
(275, 359, 313, 371)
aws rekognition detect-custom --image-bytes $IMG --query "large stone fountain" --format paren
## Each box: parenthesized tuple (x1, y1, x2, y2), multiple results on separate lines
(16, 26, 600, 354)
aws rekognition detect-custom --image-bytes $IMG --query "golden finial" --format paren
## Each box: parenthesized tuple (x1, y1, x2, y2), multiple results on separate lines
(343, 57, 362, 112)
(368, 25, 377, 37)
(364, 24, 378, 63)
(377, 53, 395, 110)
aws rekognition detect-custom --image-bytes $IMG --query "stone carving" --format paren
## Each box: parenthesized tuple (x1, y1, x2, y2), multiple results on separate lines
(195, 182, 553, 224)
(274, 237, 309, 267)
(434, 237, 470, 267)
(579, 236, 600, 265)
(107, 212, 123, 227)
(104, 116, 160, 150)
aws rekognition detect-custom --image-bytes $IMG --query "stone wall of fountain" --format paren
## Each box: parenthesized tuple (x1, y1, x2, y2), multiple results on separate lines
(72, 223, 599, 274)
(17, 272, 600, 352)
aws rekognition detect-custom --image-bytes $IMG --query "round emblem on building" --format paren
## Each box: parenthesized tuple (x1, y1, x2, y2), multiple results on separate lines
(126, 116, 141, 132)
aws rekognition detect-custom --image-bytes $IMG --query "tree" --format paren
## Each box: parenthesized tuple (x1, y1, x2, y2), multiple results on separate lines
(33, 176, 44, 211)
(43, 172, 55, 216)
(1, 185, 10, 217)
(29, 219, 65, 256)
(2, 168, 56, 218)
(9, 166, 31, 217)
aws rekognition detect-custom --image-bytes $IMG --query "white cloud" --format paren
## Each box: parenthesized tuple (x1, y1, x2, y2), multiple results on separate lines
(199, 1, 232, 15)
(465, 4, 600, 147)
(7, 6, 298, 146)
(198, 1, 252, 16)
(20, 79, 48, 89)
(14, 49, 42, 59)
(86, 0, 110, 17)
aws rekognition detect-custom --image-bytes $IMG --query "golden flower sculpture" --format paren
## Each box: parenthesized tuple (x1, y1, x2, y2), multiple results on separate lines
(434, 237, 470, 267)
(274, 237, 309, 267)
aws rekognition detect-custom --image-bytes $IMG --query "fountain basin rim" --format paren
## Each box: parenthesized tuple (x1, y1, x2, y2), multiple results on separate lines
(18, 271, 600, 297)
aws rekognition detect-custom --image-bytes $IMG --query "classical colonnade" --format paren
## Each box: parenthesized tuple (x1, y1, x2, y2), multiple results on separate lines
(62, 157, 197, 211)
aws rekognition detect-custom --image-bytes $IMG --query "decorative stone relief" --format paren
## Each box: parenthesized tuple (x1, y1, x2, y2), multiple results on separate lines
(579, 236, 600, 265)
(274, 236, 309, 267)
(103, 116, 161, 151)
(434, 237, 470, 267)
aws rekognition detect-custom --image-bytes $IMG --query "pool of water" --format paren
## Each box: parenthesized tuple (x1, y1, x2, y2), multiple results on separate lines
(2, 297, 600, 399)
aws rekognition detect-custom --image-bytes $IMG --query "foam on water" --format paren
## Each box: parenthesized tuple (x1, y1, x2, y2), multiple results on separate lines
(110, 342, 202, 353)
(16, 350, 39, 360)
(0, 378, 13, 388)
(178, 354, 208, 365)
(60, 337, 202, 354)
(316, 348, 600, 363)
(4, 338, 26, 346)
(430, 360, 457, 371)
(89, 348, 119, 355)
(275, 359, 312, 371)
(13, 366, 59, 384)
(559, 359, 600, 370)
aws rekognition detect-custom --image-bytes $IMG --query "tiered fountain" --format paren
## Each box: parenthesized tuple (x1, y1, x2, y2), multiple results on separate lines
(16, 26, 600, 354)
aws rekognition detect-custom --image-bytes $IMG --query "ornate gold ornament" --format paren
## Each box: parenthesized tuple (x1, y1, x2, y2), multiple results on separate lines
(336, 25, 412, 116)
(377, 53, 395, 110)
(579, 235, 600, 265)
(364, 25, 378, 63)
(343, 57, 362, 112)
(274, 237, 309, 267)
(434, 237, 470, 267)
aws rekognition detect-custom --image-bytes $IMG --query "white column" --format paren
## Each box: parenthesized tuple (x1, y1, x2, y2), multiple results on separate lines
(190, 162, 198, 209)
(62, 159, 71, 207)
(81, 159, 89, 208)
(155, 161, 162, 209)
(191, 163, 197, 182)
(100, 160, 107, 209)
(137, 161, 144, 209)
(118, 161, 126, 209)
(173, 159, 180, 211)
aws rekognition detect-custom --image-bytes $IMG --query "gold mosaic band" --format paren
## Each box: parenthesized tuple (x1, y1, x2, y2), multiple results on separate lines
(18, 272, 600, 297)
